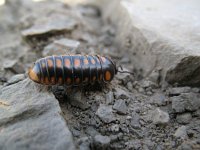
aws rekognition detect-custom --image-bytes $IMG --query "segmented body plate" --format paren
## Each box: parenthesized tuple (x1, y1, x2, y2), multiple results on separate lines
(30, 54, 116, 86)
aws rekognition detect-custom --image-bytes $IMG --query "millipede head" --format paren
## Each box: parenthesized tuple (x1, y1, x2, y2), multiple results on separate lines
(28, 63, 40, 83)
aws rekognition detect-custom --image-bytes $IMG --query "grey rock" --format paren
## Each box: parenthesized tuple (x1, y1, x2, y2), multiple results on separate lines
(85, 126, 99, 137)
(93, 135, 111, 150)
(3, 59, 25, 74)
(114, 88, 130, 99)
(54, 38, 80, 49)
(78, 137, 90, 150)
(151, 108, 170, 125)
(42, 43, 67, 57)
(169, 87, 191, 96)
(150, 92, 167, 106)
(113, 99, 127, 115)
(131, 112, 141, 129)
(140, 80, 157, 89)
(166, 57, 200, 86)
(138, 87, 145, 94)
(42, 38, 80, 57)
(126, 82, 133, 91)
(77, 5, 100, 17)
(111, 124, 120, 132)
(105, 91, 114, 105)
(5, 74, 25, 86)
(96, 104, 115, 123)
(0, 79, 75, 150)
(22, 15, 77, 38)
(174, 126, 187, 138)
(178, 143, 192, 150)
(171, 93, 200, 113)
(148, 70, 160, 84)
(68, 91, 90, 110)
(177, 113, 192, 125)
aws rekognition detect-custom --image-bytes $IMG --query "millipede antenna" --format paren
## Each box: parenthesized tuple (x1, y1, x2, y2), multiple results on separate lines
(117, 65, 134, 75)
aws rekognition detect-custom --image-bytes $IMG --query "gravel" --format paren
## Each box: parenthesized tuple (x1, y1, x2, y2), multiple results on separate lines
(151, 108, 170, 125)
(96, 104, 115, 123)
(113, 99, 127, 115)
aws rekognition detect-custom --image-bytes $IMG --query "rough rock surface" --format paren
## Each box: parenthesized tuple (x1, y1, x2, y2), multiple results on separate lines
(0, 79, 75, 150)
(97, 0, 200, 86)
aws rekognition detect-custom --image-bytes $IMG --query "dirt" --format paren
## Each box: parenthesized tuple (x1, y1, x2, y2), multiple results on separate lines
(0, 0, 200, 150)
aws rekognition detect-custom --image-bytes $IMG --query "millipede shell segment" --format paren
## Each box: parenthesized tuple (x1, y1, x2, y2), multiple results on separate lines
(28, 54, 117, 86)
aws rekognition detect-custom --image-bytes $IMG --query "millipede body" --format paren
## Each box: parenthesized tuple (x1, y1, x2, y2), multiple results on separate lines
(28, 54, 117, 86)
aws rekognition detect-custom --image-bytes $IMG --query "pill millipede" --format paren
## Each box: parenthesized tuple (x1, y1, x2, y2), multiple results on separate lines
(28, 54, 133, 86)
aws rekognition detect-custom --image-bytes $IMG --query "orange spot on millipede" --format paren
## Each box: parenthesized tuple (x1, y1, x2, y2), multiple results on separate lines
(74, 59, 80, 67)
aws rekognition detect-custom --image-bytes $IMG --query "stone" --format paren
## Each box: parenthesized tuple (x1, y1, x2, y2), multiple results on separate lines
(131, 112, 141, 129)
(77, 5, 100, 17)
(97, 0, 200, 86)
(54, 38, 80, 50)
(151, 108, 170, 125)
(177, 113, 192, 125)
(0, 78, 75, 150)
(42, 43, 67, 57)
(42, 38, 80, 56)
(3, 60, 25, 74)
(148, 70, 160, 84)
(150, 92, 167, 106)
(78, 137, 90, 150)
(171, 93, 200, 113)
(5, 74, 25, 86)
(140, 80, 157, 89)
(168, 87, 191, 96)
(105, 91, 114, 105)
(93, 135, 111, 150)
(174, 126, 187, 138)
(96, 104, 115, 123)
(111, 124, 120, 132)
(68, 91, 90, 110)
(114, 88, 130, 100)
(22, 14, 77, 38)
(113, 99, 127, 115)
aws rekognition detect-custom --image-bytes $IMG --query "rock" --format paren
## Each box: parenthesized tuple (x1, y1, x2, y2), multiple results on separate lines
(0, 79, 75, 150)
(42, 38, 80, 56)
(126, 82, 133, 91)
(151, 108, 170, 125)
(77, 5, 100, 17)
(113, 99, 127, 115)
(78, 137, 90, 150)
(148, 70, 160, 84)
(178, 143, 192, 150)
(177, 113, 192, 125)
(96, 104, 115, 123)
(22, 14, 77, 39)
(174, 126, 187, 138)
(171, 93, 200, 113)
(5, 74, 25, 86)
(93, 135, 111, 150)
(131, 112, 141, 129)
(85, 126, 99, 137)
(97, 0, 200, 86)
(150, 92, 167, 106)
(42, 43, 67, 56)
(54, 38, 80, 50)
(114, 88, 130, 100)
(3, 59, 25, 74)
(68, 91, 90, 110)
(168, 87, 191, 96)
(140, 80, 157, 89)
(105, 91, 114, 105)
(111, 124, 120, 132)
